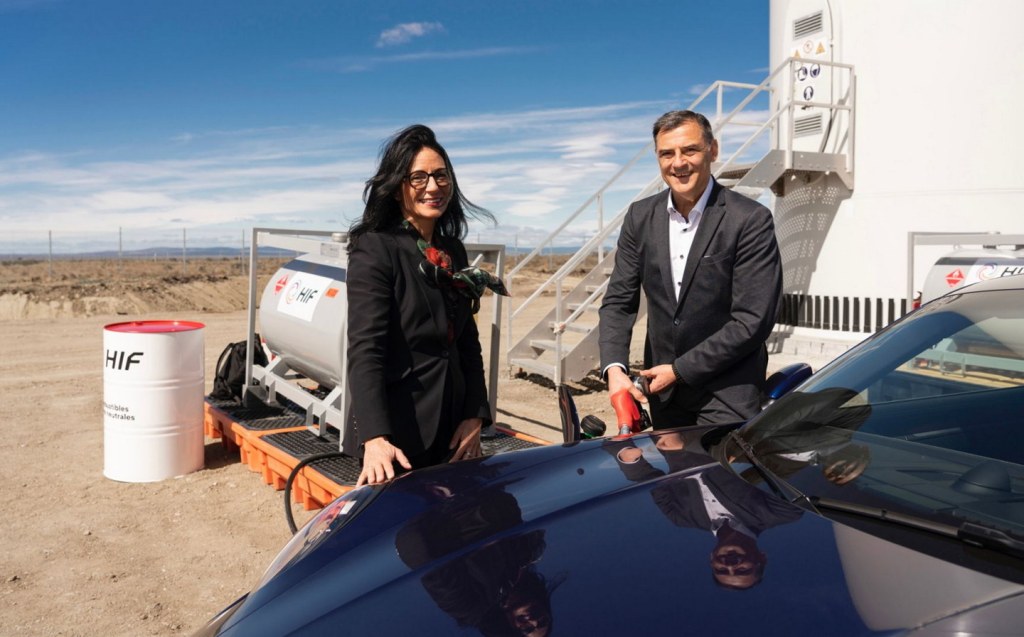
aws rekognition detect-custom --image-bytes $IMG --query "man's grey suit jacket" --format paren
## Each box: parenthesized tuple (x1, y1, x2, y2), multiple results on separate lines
(598, 179, 783, 418)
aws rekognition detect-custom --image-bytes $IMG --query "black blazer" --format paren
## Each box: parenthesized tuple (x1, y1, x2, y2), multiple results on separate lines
(599, 180, 782, 417)
(346, 230, 491, 456)
(651, 466, 802, 534)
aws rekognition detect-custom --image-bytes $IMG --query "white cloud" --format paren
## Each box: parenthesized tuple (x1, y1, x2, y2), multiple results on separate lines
(305, 46, 543, 73)
(88, 190, 177, 210)
(376, 21, 445, 48)
(0, 99, 693, 254)
(688, 83, 709, 96)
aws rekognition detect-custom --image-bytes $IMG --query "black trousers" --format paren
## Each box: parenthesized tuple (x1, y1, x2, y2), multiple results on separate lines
(648, 383, 751, 429)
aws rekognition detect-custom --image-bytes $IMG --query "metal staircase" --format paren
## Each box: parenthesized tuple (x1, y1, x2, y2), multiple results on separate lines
(506, 57, 855, 384)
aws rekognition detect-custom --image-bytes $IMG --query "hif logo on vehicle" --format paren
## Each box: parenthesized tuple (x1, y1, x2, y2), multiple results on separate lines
(978, 263, 1024, 281)
(276, 271, 334, 321)
(285, 280, 321, 305)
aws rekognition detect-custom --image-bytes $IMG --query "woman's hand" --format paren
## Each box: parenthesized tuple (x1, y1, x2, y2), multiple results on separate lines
(448, 418, 483, 462)
(356, 436, 412, 487)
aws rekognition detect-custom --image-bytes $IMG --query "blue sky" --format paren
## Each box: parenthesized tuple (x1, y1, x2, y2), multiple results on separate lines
(0, 0, 769, 254)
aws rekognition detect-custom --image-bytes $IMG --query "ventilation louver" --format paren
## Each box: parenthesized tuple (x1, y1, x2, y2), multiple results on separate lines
(794, 114, 823, 138)
(794, 11, 824, 38)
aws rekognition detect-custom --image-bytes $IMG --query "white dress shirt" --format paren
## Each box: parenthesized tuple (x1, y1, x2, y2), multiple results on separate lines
(692, 471, 756, 538)
(601, 178, 716, 379)
(667, 177, 715, 302)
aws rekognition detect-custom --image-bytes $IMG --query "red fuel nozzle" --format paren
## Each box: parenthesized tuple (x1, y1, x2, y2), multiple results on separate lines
(611, 389, 643, 437)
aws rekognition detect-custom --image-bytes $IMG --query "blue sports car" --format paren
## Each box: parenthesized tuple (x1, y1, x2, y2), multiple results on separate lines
(196, 275, 1024, 636)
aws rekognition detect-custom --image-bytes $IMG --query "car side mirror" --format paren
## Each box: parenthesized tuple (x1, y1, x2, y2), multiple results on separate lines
(558, 385, 607, 442)
(761, 362, 813, 409)
(558, 384, 581, 442)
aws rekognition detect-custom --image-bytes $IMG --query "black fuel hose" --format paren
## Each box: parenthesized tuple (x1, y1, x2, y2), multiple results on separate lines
(284, 452, 349, 534)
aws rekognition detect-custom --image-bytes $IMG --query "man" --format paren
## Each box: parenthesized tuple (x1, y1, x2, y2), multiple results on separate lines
(599, 110, 782, 427)
(604, 432, 801, 590)
(651, 465, 802, 590)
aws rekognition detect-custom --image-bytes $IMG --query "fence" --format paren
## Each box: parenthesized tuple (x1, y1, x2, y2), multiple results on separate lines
(2, 228, 288, 279)
(2, 227, 571, 278)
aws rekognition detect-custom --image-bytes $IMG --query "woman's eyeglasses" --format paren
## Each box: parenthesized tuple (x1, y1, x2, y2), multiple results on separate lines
(406, 170, 451, 189)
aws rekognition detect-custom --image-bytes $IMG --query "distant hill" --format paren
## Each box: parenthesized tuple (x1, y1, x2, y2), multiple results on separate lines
(1, 244, 581, 260)
(0, 246, 300, 260)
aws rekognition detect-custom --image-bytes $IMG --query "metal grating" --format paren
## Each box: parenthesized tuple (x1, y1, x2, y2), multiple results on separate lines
(261, 429, 541, 487)
(313, 455, 363, 485)
(483, 435, 543, 454)
(264, 429, 340, 457)
(214, 395, 544, 489)
(210, 395, 311, 431)
(794, 114, 823, 137)
(261, 427, 542, 461)
(794, 11, 823, 38)
(263, 430, 362, 484)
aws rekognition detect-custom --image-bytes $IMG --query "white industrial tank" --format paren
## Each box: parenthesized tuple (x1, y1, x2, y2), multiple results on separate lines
(921, 248, 1024, 304)
(768, 0, 1024, 342)
(259, 251, 347, 390)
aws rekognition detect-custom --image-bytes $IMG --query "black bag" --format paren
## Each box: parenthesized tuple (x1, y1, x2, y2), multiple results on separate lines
(209, 335, 269, 402)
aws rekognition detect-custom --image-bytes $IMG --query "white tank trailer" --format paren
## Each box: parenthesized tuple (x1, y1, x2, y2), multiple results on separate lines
(767, 0, 1024, 346)
(244, 230, 506, 453)
(259, 251, 349, 392)
(243, 234, 356, 451)
(920, 247, 1024, 304)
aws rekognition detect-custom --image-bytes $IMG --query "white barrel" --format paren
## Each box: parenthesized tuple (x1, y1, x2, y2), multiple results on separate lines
(103, 320, 205, 482)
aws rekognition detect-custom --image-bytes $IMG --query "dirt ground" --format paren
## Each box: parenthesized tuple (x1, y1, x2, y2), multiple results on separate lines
(0, 256, 621, 637)
(0, 257, 821, 636)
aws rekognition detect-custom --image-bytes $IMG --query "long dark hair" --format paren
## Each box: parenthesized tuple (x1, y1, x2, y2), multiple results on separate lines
(349, 124, 492, 246)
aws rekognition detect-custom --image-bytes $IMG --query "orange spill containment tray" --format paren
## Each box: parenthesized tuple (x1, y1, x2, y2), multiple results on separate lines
(204, 398, 548, 510)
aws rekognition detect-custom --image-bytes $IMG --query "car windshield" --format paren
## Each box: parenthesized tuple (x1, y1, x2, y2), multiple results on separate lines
(731, 288, 1024, 538)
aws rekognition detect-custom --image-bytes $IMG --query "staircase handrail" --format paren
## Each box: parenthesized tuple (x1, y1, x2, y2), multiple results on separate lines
(506, 56, 857, 380)
(717, 57, 854, 176)
(507, 77, 771, 285)
(554, 276, 610, 334)
(504, 141, 654, 282)
(508, 174, 663, 324)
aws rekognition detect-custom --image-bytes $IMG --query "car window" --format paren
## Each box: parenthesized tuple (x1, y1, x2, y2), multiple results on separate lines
(751, 290, 1024, 451)
(871, 317, 1024, 403)
(730, 288, 1024, 541)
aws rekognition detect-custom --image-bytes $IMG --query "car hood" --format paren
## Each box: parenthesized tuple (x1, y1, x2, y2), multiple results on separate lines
(214, 433, 1024, 636)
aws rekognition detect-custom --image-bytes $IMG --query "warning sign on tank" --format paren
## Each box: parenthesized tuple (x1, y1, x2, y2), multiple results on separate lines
(274, 274, 289, 294)
(278, 272, 334, 321)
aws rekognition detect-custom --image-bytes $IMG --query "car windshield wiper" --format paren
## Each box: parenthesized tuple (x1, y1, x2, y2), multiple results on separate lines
(725, 431, 808, 504)
(809, 496, 1024, 559)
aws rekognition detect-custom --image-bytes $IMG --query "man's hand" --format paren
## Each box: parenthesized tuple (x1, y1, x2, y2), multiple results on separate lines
(607, 366, 645, 404)
(639, 364, 678, 395)
(448, 418, 483, 462)
(356, 436, 412, 487)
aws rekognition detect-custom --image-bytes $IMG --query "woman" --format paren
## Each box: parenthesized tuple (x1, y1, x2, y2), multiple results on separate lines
(347, 124, 506, 487)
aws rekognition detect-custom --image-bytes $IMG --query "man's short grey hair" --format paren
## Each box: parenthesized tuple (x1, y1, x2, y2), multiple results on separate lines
(652, 110, 715, 145)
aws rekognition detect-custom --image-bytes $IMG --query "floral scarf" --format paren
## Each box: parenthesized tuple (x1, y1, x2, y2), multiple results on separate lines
(402, 221, 509, 341)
